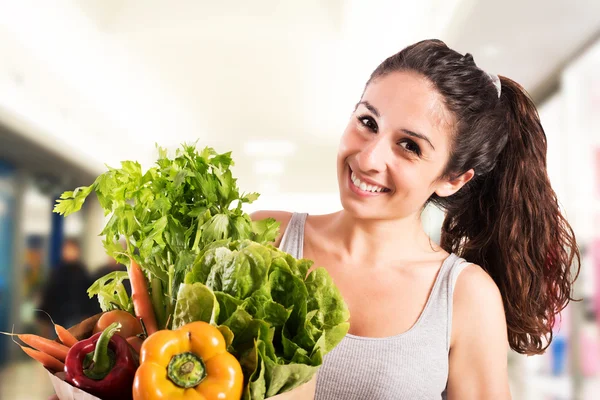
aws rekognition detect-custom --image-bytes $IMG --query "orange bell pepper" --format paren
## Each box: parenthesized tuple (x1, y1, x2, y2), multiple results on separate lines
(132, 321, 243, 400)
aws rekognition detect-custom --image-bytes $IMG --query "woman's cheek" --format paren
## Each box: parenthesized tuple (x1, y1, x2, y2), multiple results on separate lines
(338, 129, 361, 158)
(390, 163, 420, 194)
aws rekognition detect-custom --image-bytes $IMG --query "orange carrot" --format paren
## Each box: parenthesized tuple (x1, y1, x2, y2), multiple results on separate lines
(33, 309, 78, 347)
(129, 260, 158, 335)
(18, 334, 69, 362)
(55, 325, 78, 347)
(20, 345, 65, 372)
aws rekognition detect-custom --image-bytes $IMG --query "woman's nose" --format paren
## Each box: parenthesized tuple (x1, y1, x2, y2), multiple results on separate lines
(355, 136, 388, 173)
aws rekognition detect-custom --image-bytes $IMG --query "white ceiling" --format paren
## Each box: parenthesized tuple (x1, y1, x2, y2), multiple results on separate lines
(0, 0, 598, 197)
(445, 0, 600, 98)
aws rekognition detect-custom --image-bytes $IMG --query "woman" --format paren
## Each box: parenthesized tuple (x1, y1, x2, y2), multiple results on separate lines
(252, 39, 580, 399)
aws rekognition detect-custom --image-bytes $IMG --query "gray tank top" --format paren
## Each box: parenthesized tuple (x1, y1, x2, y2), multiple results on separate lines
(279, 213, 470, 400)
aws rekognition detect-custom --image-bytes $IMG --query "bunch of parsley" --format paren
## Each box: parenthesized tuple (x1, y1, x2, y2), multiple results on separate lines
(54, 144, 279, 329)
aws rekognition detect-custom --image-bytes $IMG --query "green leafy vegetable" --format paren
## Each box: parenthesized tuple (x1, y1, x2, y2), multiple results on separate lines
(179, 239, 350, 399)
(87, 271, 132, 313)
(54, 143, 280, 330)
(172, 282, 220, 327)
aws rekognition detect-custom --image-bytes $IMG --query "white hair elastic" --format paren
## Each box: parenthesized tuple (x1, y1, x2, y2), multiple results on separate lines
(487, 72, 501, 98)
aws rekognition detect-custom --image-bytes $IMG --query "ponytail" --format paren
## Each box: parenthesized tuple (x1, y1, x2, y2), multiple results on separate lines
(440, 77, 580, 355)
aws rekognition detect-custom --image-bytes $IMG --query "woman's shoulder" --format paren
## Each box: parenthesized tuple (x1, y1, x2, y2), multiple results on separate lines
(451, 261, 506, 346)
(250, 210, 294, 247)
(453, 262, 501, 302)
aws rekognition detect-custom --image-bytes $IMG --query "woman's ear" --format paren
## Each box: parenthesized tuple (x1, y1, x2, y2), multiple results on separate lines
(434, 168, 475, 198)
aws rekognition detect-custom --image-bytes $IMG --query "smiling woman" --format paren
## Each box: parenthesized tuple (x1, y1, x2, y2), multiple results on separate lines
(337, 70, 469, 222)
(252, 38, 580, 400)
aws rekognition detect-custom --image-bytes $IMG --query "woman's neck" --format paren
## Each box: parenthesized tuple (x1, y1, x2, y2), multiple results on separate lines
(320, 210, 442, 268)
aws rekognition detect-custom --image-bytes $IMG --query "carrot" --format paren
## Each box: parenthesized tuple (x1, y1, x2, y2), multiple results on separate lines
(55, 325, 78, 347)
(33, 309, 78, 347)
(20, 345, 65, 372)
(17, 334, 69, 362)
(129, 259, 158, 335)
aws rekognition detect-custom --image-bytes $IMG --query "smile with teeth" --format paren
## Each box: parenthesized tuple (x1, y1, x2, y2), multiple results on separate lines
(351, 171, 390, 193)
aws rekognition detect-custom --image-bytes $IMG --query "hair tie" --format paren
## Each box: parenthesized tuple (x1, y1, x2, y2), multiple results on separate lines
(487, 72, 501, 98)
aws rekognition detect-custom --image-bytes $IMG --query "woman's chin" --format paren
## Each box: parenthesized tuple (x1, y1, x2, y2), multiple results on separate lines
(340, 196, 383, 219)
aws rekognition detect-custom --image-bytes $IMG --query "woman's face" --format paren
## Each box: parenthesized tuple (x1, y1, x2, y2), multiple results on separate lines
(337, 71, 466, 221)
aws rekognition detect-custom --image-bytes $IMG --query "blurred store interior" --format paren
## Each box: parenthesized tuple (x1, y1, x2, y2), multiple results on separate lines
(0, 1, 599, 399)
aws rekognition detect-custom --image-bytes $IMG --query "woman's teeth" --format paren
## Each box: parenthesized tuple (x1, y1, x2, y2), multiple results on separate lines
(351, 172, 388, 193)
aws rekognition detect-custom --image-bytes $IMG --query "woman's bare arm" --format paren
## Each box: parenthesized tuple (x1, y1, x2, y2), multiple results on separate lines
(447, 264, 512, 399)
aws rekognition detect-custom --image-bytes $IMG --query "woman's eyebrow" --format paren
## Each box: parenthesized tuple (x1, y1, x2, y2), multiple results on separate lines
(356, 101, 379, 117)
(399, 128, 435, 150)
(356, 100, 435, 151)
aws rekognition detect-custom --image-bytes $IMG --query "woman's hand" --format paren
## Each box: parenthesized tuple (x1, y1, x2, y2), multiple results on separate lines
(446, 264, 512, 400)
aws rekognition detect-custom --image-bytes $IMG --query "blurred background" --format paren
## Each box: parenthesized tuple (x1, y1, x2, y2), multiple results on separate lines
(0, 0, 598, 398)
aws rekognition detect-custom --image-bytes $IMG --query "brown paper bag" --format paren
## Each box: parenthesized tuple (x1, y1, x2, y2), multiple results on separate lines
(47, 314, 316, 400)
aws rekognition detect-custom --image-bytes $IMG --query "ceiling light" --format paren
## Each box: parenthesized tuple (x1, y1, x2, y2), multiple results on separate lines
(244, 140, 296, 157)
(254, 159, 284, 176)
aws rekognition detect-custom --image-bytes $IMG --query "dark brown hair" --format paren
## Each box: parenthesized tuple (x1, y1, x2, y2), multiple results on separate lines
(368, 39, 580, 355)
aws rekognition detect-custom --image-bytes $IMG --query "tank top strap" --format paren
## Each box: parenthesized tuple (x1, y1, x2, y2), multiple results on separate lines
(444, 256, 471, 350)
(413, 253, 471, 352)
(278, 212, 308, 259)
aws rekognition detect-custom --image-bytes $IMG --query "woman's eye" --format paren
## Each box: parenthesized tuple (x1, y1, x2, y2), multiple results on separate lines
(357, 116, 378, 133)
(399, 140, 422, 156)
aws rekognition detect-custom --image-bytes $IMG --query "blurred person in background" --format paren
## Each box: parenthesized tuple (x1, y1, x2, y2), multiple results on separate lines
(39, 238, 95, 331)
(253, 39, 580, 399)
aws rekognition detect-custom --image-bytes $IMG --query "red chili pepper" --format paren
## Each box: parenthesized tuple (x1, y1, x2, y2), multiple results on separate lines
(64, 322, 137, 400)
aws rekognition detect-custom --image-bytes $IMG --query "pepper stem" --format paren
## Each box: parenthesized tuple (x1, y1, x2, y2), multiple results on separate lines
(83, 322, 120, 380)
(167, 352, 207, 388)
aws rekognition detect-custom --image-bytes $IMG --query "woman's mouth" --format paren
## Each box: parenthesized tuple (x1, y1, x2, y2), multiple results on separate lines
(348, 168, 391, 196)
